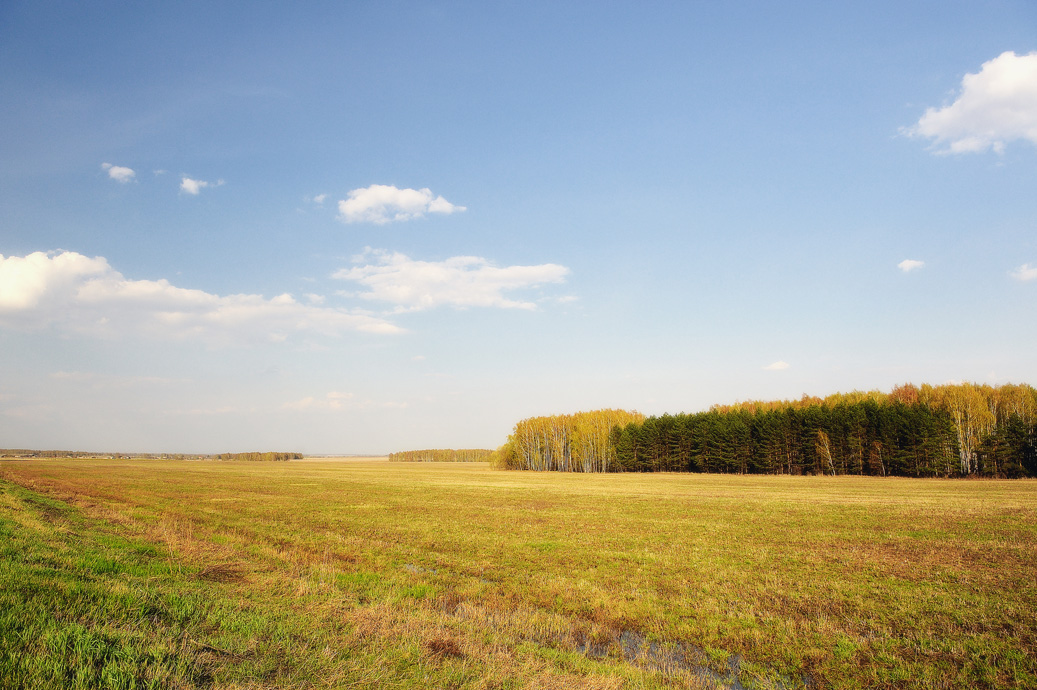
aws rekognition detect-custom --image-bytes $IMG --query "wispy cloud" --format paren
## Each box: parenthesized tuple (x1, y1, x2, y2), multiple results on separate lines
(0, 251, 402, 341)
(0, 401, 55, 422)
(763, 361, 790, 371)
(282, 391, 353, 411)
(166, 406, 238, 416)
(898, 259, 925, 273)
(333, 249, 570, 312)
(102, 162, 136, 183)
(337, 184, 465, 224)
(50, 371, 187, 387)
(180, 176, 224, 195)
(904, 51, 1037, 154)
(1010, 263, 1037, 282)
(281, 391, 406, 412)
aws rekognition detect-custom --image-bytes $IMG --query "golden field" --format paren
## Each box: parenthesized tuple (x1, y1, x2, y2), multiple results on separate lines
(2, 458, 1035, 689)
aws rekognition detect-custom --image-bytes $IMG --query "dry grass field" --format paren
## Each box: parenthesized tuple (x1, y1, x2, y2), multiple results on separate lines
(2, 458, 1035, 689)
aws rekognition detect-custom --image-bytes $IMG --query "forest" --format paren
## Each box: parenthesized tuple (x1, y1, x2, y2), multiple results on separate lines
(388, 448, 493, 463)
(491, 383, 1037, 477)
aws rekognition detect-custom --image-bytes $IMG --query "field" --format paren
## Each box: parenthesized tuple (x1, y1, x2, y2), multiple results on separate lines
(1, 459, 1035, 689)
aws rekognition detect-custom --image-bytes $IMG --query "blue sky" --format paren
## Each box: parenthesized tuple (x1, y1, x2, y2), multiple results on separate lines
(2, 1, 1036, 454)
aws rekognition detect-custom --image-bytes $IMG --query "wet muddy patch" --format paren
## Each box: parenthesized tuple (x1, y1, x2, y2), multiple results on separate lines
(432, 592, 811, 688)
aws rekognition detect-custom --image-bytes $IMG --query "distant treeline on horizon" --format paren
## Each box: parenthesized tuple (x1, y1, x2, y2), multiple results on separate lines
(1, 450, 303, 462)
(491, 383, 1037, 478)
(388, 449, 493, 463)
(213, 452, 302, 462)
(0, 450, 184, 459)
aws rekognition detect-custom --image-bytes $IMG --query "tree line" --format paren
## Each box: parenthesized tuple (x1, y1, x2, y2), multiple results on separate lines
(491, 383, 1037, 478)
(388, 449, 493, 463)
(214, 452, 302, 462)
(0, 449, 100, 458)
(491, 409, 646, 472)
(1, 450, 304, 462)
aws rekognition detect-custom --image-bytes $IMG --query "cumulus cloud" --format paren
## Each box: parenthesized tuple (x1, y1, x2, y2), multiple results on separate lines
(905, 51, 1037, 154)
(333, 250, 570, 312)
(763, 361, 790, 371)
(898, 259, 925, 272)
(180, 176, 224, 195)
(337, 184, 466, 224)
(0, 251, 402, 341)
(1010, 263, 1037, 281)
(102, 162, 136, 183)
(180, 177, 207, 194)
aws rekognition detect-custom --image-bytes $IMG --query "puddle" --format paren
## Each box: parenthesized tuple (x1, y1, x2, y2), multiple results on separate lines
(403, 563, 437, 575)
(429, 588, 810, 688)
(616, 630, 745, 688)
(611, 629, 810, 689)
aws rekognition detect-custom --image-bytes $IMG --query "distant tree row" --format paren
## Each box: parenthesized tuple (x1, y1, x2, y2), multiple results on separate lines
(214, 452, 301, 462)
(0, 450, 165, 459)
(388, 449, 493, 463)
(491, 409, 646, 472)
(0, 450, 303, 462)
(492, 383, 1037, 478)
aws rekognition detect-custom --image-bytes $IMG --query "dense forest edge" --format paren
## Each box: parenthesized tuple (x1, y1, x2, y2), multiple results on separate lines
(490, 383, 1037, 478)
(388, 449, 493, 463)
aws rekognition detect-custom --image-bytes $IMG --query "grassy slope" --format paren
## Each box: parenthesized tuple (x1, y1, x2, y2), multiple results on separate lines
(1, 459, 1035, 689)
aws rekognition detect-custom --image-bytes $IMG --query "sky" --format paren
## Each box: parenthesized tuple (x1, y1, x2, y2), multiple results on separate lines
(1, 1, 1036, 454)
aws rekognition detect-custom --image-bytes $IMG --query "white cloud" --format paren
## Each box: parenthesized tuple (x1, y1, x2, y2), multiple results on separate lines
(180, 176, 224, 195)
(281, 391, 405, 412)
(1010, 263, 1037, 281)
(763, 361, 790, 371)
(898, 259, 925, 272)
(282, 396, 318, 410)
(0, 251, 402, 341)
(102, 162, 136, 183)
(282, 391, 354, 411)
(905, 51, 1037, 154)
(337, 184, 466, 224)
(311, 193, 327, 205)
(180, 177, 207, 195)
(332, 249, 570, 312)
